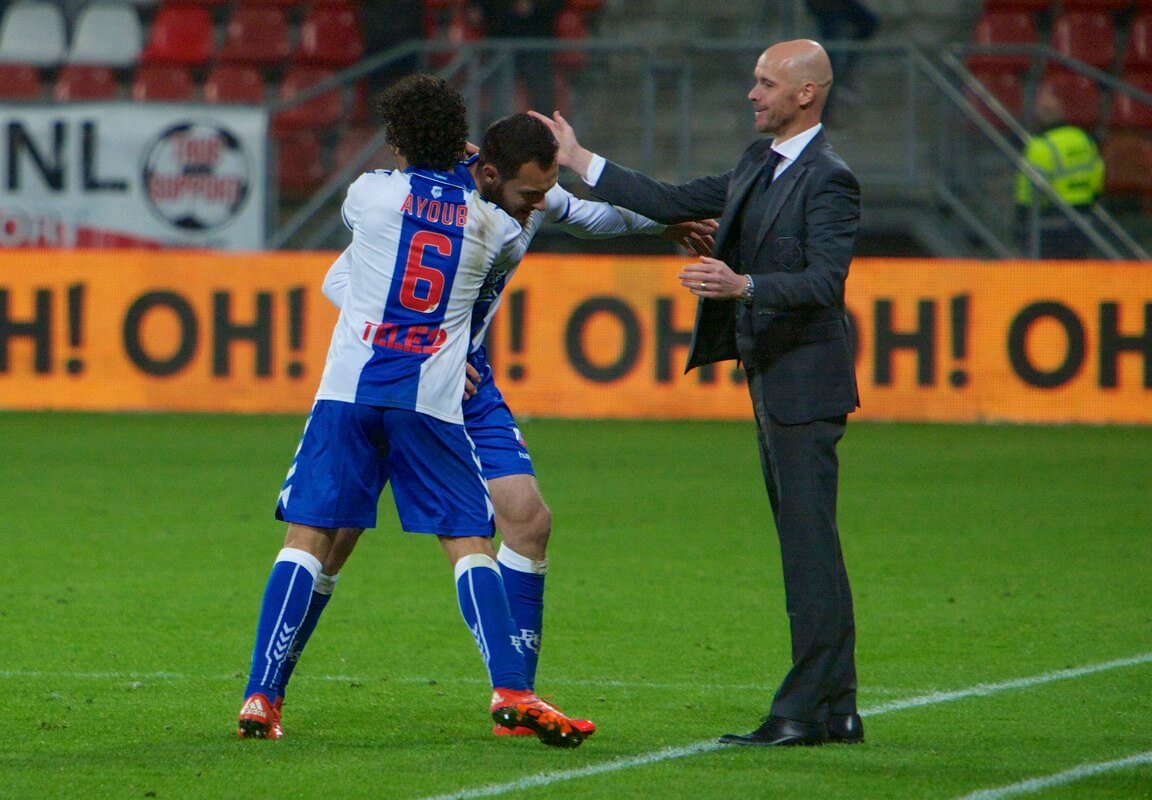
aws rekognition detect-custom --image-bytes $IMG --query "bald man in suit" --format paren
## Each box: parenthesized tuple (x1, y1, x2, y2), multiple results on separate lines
(533, 39, 863, 747)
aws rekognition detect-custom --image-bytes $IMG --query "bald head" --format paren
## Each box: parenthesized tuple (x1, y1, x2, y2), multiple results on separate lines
(748, 39, 833, 139)
(766, 39, 834, 92)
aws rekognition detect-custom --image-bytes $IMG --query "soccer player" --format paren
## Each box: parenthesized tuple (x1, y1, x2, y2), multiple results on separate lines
(266, 113, 716, 739)
(236, 78, 590, 748)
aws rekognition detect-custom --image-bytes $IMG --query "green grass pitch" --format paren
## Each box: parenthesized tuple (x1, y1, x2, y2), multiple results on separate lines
(2, 412, 1151, 799)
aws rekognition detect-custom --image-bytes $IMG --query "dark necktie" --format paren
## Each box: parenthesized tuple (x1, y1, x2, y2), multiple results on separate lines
(760, 148, 783, 191)
(734, 149, 783, 269)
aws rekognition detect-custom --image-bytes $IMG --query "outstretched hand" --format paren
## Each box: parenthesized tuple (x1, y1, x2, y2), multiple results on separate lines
(528, 110, 594, 178)
(664, 218, 718, 256)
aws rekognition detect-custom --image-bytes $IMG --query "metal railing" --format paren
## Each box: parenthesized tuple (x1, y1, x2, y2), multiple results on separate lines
(268, 37, 1152, 259)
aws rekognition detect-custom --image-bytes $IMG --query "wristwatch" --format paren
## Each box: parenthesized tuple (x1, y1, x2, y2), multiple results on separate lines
(740, 275, 755, 306)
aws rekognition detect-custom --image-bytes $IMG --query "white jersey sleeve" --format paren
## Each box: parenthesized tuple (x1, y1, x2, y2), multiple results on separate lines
(541, 184, 667, 238)
(315, 168, 521, 423)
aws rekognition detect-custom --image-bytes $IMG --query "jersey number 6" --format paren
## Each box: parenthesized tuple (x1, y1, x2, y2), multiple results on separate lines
(400, 230, 450, 313)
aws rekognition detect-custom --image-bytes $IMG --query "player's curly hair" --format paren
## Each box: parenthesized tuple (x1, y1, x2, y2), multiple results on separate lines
(377, 75, 468, 171)
(479, 113, 558, 179)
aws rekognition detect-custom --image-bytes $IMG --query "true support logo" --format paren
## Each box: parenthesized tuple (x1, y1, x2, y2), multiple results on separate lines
(141, 122, 250, 232)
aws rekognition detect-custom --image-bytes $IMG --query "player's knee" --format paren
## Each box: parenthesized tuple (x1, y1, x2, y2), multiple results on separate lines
(500, 499, 551, 553)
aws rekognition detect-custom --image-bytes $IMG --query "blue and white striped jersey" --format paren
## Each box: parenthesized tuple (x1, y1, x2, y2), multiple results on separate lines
(314, 167, 523, 423)
(322, 171, 664, 365)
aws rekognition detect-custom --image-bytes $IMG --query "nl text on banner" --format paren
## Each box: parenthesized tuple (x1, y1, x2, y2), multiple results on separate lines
(1, 104, 266, 250)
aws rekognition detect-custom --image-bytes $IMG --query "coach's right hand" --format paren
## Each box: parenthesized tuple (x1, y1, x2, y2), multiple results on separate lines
(528, 110, 595, 179)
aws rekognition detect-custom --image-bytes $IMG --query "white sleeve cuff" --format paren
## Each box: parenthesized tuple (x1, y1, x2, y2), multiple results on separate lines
(584, 154, 606, 186)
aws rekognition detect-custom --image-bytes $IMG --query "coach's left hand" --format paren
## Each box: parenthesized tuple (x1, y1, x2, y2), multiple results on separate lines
(679, 256, 744, 299)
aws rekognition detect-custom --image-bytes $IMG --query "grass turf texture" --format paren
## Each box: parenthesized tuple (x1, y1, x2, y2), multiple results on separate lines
(2, 412, 1150, 799)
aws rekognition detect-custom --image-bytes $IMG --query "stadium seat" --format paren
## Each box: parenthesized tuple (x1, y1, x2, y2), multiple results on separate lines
(0, 1, 67, 67)
(982, 0, 1052, 10)
(423, 3, 484, 68)
(1101, 132, 1152, 206)
(968, 67, 1025, 126)
(1051, 11, 1116, 71)
(67, 2, 143, 68)
(140, 4, 214, 65)
(553, 6, 588, 72)
(295, 4, 364, 67)
(1109, 73, 1152, 131)
(1043, 69, 1102, 128)
(968, 11, 1037, 72)
(217, 5, 291, 69)
(276, 130, 327, 200)
(273, 66, 344, 132)
(332, 124, 393, 174)
(0, 62, 43, 99)
(1059, 0, 1131, 10)
(131, 63, 196, 100)
(565, 0, 604, 11)
(1123, 12, 1152, 74)
(204, 63, 266, 103)
(54, 64, 120, 100)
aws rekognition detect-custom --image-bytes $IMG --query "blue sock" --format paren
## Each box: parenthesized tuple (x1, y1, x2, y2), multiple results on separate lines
(244, 548, 321, 700)
(455, 554, 528, 691)
(275, 572, 339, 701)
(497, 545, 547, 690)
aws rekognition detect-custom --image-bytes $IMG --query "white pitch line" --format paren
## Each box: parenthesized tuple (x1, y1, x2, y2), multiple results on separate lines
(0, 669, 911, 694)
(952, 751, 1152, 799)
(412, 650, 1152, 800)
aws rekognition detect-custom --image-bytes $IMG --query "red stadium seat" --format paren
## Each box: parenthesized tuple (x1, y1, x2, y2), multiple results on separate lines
(423, 2, 484, 67)
(204, 63, 266, 103)
(273, 66, 343, 132)
(1124, 12, 1152, 74)
(1051, 11, 1116, 71)
(0, 62, 43, 100)
(1043, 69, 1102, 128)
(131, 64, 196, 100)
(54, 64, 119, 101)
(1059, 0, 1131, 9)
(1109, 72, 1152, 131)
(1101, 132, 1152, 206)
(553, 7, 587, 71)
(968, 11, 1037, 72)
(982, 0, 1052, 10)
(968, 67, 1025, 126)
(140, 4, 214, 65)
(218, 5, 291, 69)
(276, 130, 327, 200)
(332, 124, 393, 173)
(295, 4, 364, 67)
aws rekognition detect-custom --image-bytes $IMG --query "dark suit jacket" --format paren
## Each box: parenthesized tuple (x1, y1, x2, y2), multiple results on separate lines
(592, 132, 861, 424)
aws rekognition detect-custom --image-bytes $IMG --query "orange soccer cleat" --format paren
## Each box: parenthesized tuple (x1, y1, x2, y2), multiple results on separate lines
(236, 693, 283, 740)
(489, 688, 594, 748)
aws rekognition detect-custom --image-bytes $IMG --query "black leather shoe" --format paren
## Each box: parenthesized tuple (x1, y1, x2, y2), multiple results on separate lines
(718, 715, 828, 747)
(827, 713, 864, 744)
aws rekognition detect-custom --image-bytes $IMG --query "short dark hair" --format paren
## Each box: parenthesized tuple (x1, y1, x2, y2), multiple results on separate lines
(479, 113, 558, 179)
(376, 75, 468, 171)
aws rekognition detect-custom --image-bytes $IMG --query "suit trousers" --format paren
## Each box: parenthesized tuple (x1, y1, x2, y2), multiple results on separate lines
(746, 367, 857, 723)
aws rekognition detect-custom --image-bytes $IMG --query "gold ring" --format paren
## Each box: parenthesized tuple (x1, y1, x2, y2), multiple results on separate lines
(700, 281, 707, 289)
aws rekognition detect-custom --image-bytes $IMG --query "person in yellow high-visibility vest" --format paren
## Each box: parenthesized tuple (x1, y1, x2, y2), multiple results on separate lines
(1015, 82, 1105, 258)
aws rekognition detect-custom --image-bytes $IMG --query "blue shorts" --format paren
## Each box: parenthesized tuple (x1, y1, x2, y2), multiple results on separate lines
(275, 400, 494, 537)
(465, 352, 534, 480)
